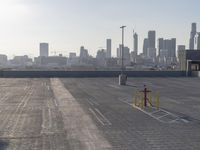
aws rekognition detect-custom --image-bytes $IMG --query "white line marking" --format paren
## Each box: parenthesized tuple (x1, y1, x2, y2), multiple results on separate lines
(157, 113, 169, 119)
(88, 98, 99, 106)
(150, 110, 161, 115)
(117, 98, 186, 124)
(48, 107, 52, 128)
(94, 108, 112, 125)
(89, 108, 105, 126)
(108, 84, 120, 89)
(86, 99, 94, 106)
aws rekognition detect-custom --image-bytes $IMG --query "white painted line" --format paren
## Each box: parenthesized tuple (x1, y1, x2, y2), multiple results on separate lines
(89, 108, 105, 126)
(108, 84, 120, 89)
(117, 98, 183, 124)
(48, 107, 52, 128)
(88, 98, 99, 106)
(94, 108, 112, 125)
(156, 113, 169, 119)
(150, 110, 161, 115)
(86, 99, 94, 106)
(181, 119, 189, 123)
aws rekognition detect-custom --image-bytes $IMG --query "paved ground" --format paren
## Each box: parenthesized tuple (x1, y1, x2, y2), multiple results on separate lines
(0, 78, 199, 149)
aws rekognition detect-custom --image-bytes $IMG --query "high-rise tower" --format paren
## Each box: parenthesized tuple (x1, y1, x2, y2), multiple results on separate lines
(106, 39, 112, 58)
(40, 43, 49, 57)
(148, 31, 156, 49)
(133, 31, 138, 56)
(189, 23, 197, 49)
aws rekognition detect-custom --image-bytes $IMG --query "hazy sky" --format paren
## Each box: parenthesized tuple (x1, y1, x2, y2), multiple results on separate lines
(0, 0, 199, 58)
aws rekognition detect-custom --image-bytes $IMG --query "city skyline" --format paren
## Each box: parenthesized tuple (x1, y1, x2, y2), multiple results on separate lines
(0, 0, 199, 58)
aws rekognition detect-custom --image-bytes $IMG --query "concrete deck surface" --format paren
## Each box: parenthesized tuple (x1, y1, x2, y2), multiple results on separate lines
(0, 78, 199, 150)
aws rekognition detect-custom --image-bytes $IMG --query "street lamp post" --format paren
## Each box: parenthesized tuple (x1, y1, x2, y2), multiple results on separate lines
(119, 26, 127, 85)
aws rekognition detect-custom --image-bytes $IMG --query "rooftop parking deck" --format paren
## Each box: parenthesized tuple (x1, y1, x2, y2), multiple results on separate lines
(0, 78, 199, 150)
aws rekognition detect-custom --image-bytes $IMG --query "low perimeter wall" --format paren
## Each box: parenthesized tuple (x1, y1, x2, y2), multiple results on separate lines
(0, 71, 188, 78)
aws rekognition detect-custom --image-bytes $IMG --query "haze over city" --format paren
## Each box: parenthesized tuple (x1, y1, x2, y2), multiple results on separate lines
(0, 0, 200, 58)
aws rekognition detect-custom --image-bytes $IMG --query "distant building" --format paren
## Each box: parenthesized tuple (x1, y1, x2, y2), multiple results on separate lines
(179, 50, 200, 71)
(158, 38, 164, 57)
(133, 32, 138, 56)
(80, 46, 89, 59)
(116, 45, 130, 66)
(194, 32, 200, 50)
(143, 38, 149, 57)
(158, 38, 176, 63)
(106, 39, 112, 58)
(189, 23, 197, 49)
(168, 38, 176, 58)
(148, 31, 156, 49)
(68, 53, 79, 66)
(35, 56, 67, 67)
(0, 54, 7, 66)
(178, 45, 186, 51)
(96, 49, 106, 67)
(147, 48, 156, 61)
(69, 52, 76, 59)
(11, 55, 32, 66)
(178, 45, 186, 63)
(40, 43, 49, 57)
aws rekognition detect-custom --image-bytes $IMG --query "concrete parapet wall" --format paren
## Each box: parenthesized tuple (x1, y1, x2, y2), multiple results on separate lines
(0, 71, 188, 78)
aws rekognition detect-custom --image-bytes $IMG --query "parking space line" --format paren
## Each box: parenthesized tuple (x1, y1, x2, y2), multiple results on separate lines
(89, 108, 105, 126)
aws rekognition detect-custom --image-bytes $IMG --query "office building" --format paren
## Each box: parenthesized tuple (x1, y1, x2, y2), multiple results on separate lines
(96, 49, 106, 67)
(0, 54, 8, 66)
(158, 38, 164, 56)
(158, 38, 176, 62)
(133, 32, 138, 55)
(106, 39, 112, 58)
(117, 45, 130, 66)
(179, 50, 200, 71)
(40, 43, 49, 57)
(178, 45, 186, 63)
(147, 48, 156, 60)
(80, 46, 89, 59)
(143, 38, 149, 57)
(178, 45, 186, 51)
(69, 53, 76, 59)
(195, 32, 200, 50)
(148, 31, 156, 49)
(189, 23, 197, 49)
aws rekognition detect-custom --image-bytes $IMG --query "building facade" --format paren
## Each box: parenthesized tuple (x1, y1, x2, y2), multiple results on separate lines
(40, 43, 49, 57)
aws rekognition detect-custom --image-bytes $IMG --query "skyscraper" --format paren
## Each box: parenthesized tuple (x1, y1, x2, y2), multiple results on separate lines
(117, 45, 130, 66)
(80, 46, 89, 59)
(106, 39, 112, 58)
(148, 31, 156, 49)
(133, 32, 138, 56)
(158, 38, 164, 57)
(189, 23, 197, 49)
(163, 39, 176, 58)
(195, 33, 200, 50)
(40, 43, 49, 57)
(170, 38, 176, 58)
(143, 38, 149, 57)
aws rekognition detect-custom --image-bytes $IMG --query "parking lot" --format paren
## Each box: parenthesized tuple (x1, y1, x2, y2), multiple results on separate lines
(0, 78, 199, 149)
